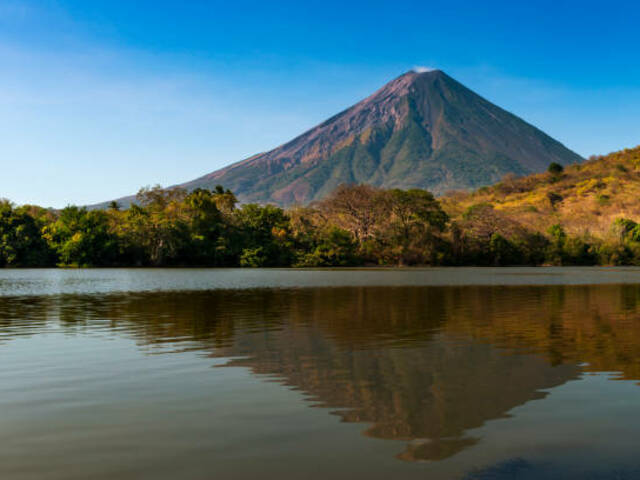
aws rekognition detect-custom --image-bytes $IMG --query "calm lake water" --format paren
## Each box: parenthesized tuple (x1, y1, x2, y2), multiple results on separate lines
(3, 268, 640, 479)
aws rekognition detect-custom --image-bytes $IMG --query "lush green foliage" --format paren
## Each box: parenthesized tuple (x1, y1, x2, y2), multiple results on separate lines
(441, 146, 640, 266)
(0, 201, 53, 267)
(6, 163, 640, 268)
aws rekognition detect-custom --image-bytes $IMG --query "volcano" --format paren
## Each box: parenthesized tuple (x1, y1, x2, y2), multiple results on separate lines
(108, 69, 583, 207)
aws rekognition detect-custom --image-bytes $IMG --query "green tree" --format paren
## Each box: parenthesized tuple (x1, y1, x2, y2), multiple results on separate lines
(548, 162, 564, 175)
(42, 206, 118, 266)
(295, 227, 359, 267)
(183, 188, 225, 265)
(0, 200, 53, 267)
(382, 189, 449, 265)
(211, 185, 238, 214)
(546, 224, 566, 265)
(489, 233, 522, 266)
(234, 204, 293, 267)
(122, 186, 190, 265)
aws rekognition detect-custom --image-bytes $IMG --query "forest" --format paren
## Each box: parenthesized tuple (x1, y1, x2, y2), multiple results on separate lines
(5, 148, 640, 268)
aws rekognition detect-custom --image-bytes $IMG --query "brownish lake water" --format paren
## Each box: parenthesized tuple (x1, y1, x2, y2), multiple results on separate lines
(3, 268, 640, 479)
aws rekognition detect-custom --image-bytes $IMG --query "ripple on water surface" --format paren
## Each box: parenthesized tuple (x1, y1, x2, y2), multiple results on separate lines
(2, 271, 640, 478)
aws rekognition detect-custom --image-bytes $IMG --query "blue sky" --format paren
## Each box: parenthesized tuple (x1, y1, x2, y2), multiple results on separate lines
(1, 0, 639, 207)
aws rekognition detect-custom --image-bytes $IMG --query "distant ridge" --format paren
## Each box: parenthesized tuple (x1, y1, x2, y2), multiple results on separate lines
(99, 70, 583, 208)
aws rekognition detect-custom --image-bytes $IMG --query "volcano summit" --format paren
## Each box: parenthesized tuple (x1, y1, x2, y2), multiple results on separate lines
(110, 70, 583, 207)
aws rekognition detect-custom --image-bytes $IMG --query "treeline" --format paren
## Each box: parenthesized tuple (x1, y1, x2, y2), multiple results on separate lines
(3, 183, 640, 267)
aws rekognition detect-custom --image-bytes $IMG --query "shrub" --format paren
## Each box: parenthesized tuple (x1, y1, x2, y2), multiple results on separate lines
(548, 162, 564, 175)
(294, 227, 359, 267)
(240, 247, 267, 267)
(547, 192, 563, 207)
(489, 233, 523, 266)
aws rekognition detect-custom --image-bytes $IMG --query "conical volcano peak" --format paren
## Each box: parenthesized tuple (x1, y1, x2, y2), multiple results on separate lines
(366, 68, 445, 104)
(405, 68, 452, 88)
(411, 66, 442, 74)
(99, 71, 583, 208)
(381, 68, 451, 99)
(391, 68, 444, 84)
(178, 70, 583, 205)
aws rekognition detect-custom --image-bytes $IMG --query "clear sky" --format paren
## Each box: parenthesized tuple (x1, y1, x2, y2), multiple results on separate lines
(1, 0, 639, 207)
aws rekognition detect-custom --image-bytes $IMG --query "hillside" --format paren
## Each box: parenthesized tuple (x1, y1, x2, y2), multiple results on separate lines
(442, 146, 640, 237)
(184, 69, 582, 205)
(100, 69, 582, 208)
(4, 146, 640, 268)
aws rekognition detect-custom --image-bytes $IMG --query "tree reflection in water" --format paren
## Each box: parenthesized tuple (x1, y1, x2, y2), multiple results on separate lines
(3, 284, 640, 462)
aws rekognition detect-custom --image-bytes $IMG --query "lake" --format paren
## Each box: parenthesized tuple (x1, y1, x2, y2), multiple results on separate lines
(3, 268, 640, 479)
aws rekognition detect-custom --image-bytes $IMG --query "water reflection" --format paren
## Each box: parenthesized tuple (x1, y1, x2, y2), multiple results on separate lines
(4, 284, 640, 465)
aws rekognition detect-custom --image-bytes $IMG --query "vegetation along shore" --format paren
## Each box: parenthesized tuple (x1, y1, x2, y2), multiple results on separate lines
(2, 146, 640, 268)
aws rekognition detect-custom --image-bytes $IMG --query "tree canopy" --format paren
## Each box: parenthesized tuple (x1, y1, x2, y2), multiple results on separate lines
(3, 181, 640, 268)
